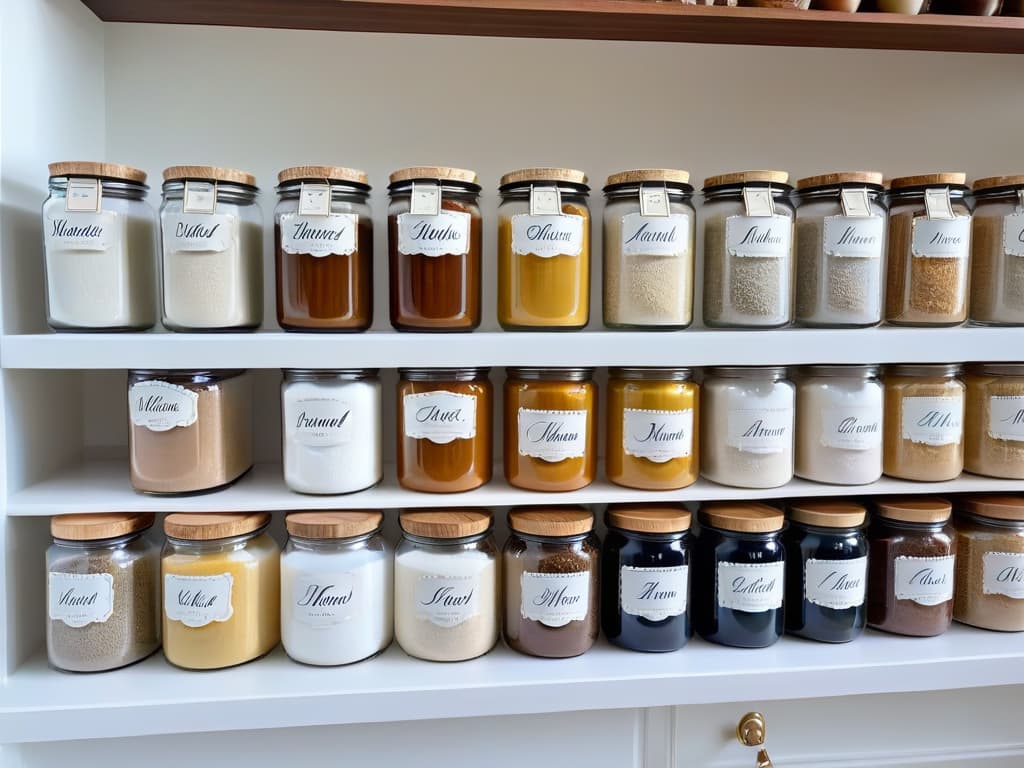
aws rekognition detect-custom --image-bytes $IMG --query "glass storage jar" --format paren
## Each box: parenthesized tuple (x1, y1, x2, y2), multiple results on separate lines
(160, 166, 263, 331)
(970, 176, 1024, 325)
(953, 495, 1024, 631)
(965, 363, 1024, 479)
(274, 165, 372, 331)
(43, 161, 158, 331)
(388, 166, 481, 331)
(397, 368, 492, 493)
(601, 504, 691, 653)
(162, 513, 280, 670)
(281, 369, 381, 495)
(602, 169, 695, 329)
(128, 369, 254, 494)
(606, 367, 699, 490)
(498, 168, 590, 330)
(395, 510, 499, 662)
(867, 498, 955, 637)
(702, 170, 795, 328)
(281, 511, 393, 666)
(883, 364, 964, 482)
(794, 172, 886, 327)
(504, 507, 600, 658)
(884, 173, 972, 326)
(46, 512, 160, 672)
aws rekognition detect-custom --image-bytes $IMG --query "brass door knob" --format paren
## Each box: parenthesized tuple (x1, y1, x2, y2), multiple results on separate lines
(736, 712, 766, 747)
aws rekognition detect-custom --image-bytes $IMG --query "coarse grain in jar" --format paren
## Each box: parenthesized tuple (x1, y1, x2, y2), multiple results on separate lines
(883, 364, 964, 482)
(970, 176, 1024, 325)
(953, 495, 1024, 631)
(965, 363, 1024, 479)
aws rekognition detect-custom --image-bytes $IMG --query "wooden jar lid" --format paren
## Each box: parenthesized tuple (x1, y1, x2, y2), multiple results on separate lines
(278, 165, 369, 185)
(164, 512, 271, 540)
(959, 495, 1024, 522)
(47, 161, 146, 184)
(500, 167, 588, 186)
(796, 171, 884, 190)
(399, 510, 492, 539)
(388, 166, 478, 185)
(51, 512, 155, 541)
(699, 502, 784, 533)
(874, 497, 951, 524)
(606, 503, 691, 534)
(703, 170, 789, 188)
(973, 175, 1024, 192)
(508, 507, 593, 537)
(889, 172, 966, 190)
(605, 169, 690, 187)
(788, 500, 866, 529)
(286, 511, 383, 539)
(162, 165, 258, 187)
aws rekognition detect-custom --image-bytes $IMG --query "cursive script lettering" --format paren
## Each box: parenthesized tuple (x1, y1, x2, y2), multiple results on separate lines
(916, 410, 956, 429)
(816, 570, 862, 592)
(532, 586, 581, 608)
(178, 590, 218, 608)
(998, 566, 1024, 584)
(732, 576, 777, 594)
(739, 226, 783, 245)
(637, 581, 677, 601)
(625, 223, 678, 244)
(176, 221, 221, 239)
(836, 416, 879, 435)
(636, 422, 686, 443)
(526, 223, 573, 242)
(136, 395, 180, 413)
(910, 568, 948, 587)
(410, 220, 462, 242)
(58, 589, 98, 606)
(416, 405, 464, 424)
(836, 225, 878, 246)
(420, 586, 474, 607)
(50, 218, 102, 238)
(742, 419, 786, 439)
(290, 219, 345, 241)
(298, 584, 352, 608)
(929, 230, 962, 246)
(526, 421, 579, 443)
(297, 410, 349, 430)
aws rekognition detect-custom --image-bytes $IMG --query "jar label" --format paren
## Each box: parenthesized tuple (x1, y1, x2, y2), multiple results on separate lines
(163, 212, 237, 253)
(511, 213, 585, 258)
(517, 407, 588, 462)
(45, 209, 119, 253)
(623, 408, 694, 463)
(292, 572, 360, 627)
(725, 395, 792, 455)
(414, 574, 480, 628)
(804, 557, 867, 611)
(982, 552, 1024, 599)
(397, 210, 470, 257)
(716, 561, 784, 613)
(403, 391, 477, 444)
(520, 571, 590, 627)
(1002, 212, 1024, 257)
(901, 395, 963, 446)
(620, 213, 690, 258)
(164, 573, 234, 627)
(65, 177, 102, 212)
(725, 214, 791, 259)
(129, 380, 199, 432)
(298, 183, 332, 216)
(822, 215, 884, 259)
(286, 396, 353, 447)
(988, 395, 1024, 442)
(47, 572, 114, 628)
(894, 555, 954, 606)
(910, 216, 970, 259)
(279, 212, 358, 257)
(620, 565, 688, 621)
(820, 406, 882, 451)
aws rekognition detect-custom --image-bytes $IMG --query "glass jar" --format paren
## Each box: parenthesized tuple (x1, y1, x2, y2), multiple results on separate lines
(498, 168, 591, 330)
(128, 369, 254, 494)
(783, 501, 868, 644)
(388, 166, 481, 331)
(160, 166, 263, 331)
(46, 512, 160, 672)
(965, 363, 1024, 479)
(162, 513, 280, 670)
(601, 504, 691, 653)
(281, 369, 381, 495)
(274, 165, 372, 331)
(602, 169, 695, 329)
(794, 172, 886, 327)
(701, 170, 795, 328)
(795, 364, 883, 485)
(693, 502, 786, 648)
(606, 367, 699, 490)
(395, 510, 499, 662)
(953, 495, 1024, 631)
(397, 368, 492, 493)
(867, 498, 955, 637)
(42, 161, 158, 331)
(504, 367, 597, 492)
(503, 507, 600, 658)
(281, 511, 393, 666)
(884, 173, 972, 326)
(883, 364, 964, 482)
(701, 366, 794, 489)
(970, 176, 1024, 326)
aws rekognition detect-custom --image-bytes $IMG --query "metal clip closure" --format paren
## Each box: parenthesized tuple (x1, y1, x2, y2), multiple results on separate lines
(840, 188, 872, 218)
(924, 187, 955, 221)
(743, 187, 775, 217)
(299, 183, 332, 216)
(66, 178, 101, 213)
(1017, 190, 1024, 214)
(530, 185, 562, 216)
(183, 181, 218, 214)
(410, 182, 441, 216)
(737, 712, 775, 768)
(640, 183, 670, 217)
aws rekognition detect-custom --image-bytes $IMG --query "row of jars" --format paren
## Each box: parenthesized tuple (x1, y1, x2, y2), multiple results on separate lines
(128, 363, 1024, 496)
(43, 163, 1024, 333)
(46, 496, 1024, 673)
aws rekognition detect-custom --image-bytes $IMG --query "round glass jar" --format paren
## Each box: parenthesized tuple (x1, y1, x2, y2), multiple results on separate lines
(602, 169, 695, 329)
(970, 176, 1024, 326)
(42, 161, 158, 331)
(883, 364, 964, 482)
(498, 168, 591, 330)
(953, 495, 1024, 631)
(884, 173, 972, 326)
(503, 507, 600, 658)
(46, 512, 160, 672)
(701, 366, 794, 489)
(395, 510, 499, 662)
(693, 502, 786, 648)
(281, 512, 393, 666)
(128, 369, 254, 495)
(274, 165, 373, 332)
(794, 172, 886, 328)
(795, 364, 883, 485)
(388, 166, 481, 331)
(397, 368, 492, 493)
(606, 367, 699, 490)
(159, 165, 263, 331)
(965, 364, 1024, 479)
(280, 369, 381, 495)
(162, 513, 281, 670)
(601, 504, 691, 653)
(867, 498, 955, 637)
(701, 170, 795, 328)
(783, 501, 868, 644)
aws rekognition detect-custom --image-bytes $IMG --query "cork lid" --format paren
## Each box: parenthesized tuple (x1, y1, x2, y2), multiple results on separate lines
(51, 512, 155, 541)
(874, 497, 952, 524)
(973, 175, 1024, 192)
(889, 173, 967, 190)
(286, 511, 383, 539)
(796, 171, 884, 190)
(500, 168, 588, 187)
(162, 165, 257, 187)
(388, 166, 477, 185)
(277, 165, 369, 186)
(699, 502, 784, 533)
(399, 510, 492, 539)
(959, 495, 1024, 522)
(48, 161, 146, 184)
(164, 512, 271, 540)
(789, 500, 866, 529)
(605, 169, 691, 187)
(606, 503, 691, 534)
(508, 507, 593, 537)
(703, 170, 789, 189)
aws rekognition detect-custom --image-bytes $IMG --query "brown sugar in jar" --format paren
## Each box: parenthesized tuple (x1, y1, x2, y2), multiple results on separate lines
(883, 364, 964, 482)
(964, 363, 1024, 479)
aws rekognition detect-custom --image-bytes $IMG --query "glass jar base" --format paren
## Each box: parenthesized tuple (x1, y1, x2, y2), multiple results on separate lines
(133, 464, 254, 496)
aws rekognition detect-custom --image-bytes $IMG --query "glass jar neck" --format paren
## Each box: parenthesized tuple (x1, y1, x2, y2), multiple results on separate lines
(873, 517, 949, 533)
(166, 526, 268, 553)
(53, 531, 145, 550)
(707, 366, 787, 382)
(275, 180, 370, 202)
(402, 531, 491, 547)
(702, 182, 793, 204)
(603, 183, 692, 203)
(699, 523, 784, 541)
(283, 369, 379, 383)
(499, 181, 589, 202)
(162, 180, 258, 205)
(288, 531, 377, 552)
(507, 367, 594, 382)
(795, 184, 884, 205)
(956, 511, 1024, 531)
(609, 526, 689, 544)
(886, 186, 969, 205)
(610, 367, 692, 382)
(49, 177, 148, 202)
(388, 181, 480, 201)
(789, 520, 865, 537)
(512, 530, 592, 545)
(400, 367, 489, 382)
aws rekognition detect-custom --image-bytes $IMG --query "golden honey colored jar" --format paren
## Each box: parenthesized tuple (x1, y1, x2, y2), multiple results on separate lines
(606, 368, 699, 490)
(965, 363, 1024, 479)
(883, 364, 964, 482)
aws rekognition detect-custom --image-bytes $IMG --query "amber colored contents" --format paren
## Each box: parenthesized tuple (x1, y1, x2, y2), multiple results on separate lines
(964, 367, 1024, 479)
(883, 369, 964, 482)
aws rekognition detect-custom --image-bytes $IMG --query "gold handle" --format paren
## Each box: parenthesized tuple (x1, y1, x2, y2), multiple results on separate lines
(736, 712, 775, 767)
